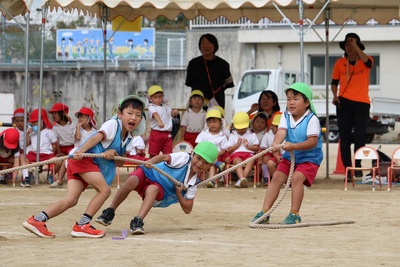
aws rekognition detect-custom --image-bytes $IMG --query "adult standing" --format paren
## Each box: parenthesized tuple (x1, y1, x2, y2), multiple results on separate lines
(331, 33, 373, 177)
(185, 34, 234, 109)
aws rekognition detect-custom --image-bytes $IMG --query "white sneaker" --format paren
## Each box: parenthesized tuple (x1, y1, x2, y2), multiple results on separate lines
(235, 178, 248, 188)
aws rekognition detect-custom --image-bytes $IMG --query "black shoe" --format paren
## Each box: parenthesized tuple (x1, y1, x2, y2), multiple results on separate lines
(355, 171, 363, 178)
(130, 216, 145, 235)
(95, 208, 115, 226)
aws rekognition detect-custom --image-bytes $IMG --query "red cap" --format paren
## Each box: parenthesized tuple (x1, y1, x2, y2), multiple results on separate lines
(75, 107, 96, 127)
(28, 109, 53, 129)
(49, 102, 69, 113)
(1, 128, 20, 149)
(13, 108, 29, 118)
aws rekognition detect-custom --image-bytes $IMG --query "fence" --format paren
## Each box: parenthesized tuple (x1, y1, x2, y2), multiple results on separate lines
(0, 21, 186, 69)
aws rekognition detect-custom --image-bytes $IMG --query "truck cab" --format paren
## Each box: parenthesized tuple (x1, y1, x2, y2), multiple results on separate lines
(232, 68, 301, 113)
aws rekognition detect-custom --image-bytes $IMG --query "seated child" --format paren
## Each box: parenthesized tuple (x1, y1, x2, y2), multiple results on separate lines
(195, 109, 228, 187)
(26, 109, 59, 185)
(74, 107, 97, 147)
(226, 112, 260, 188)
(260, 113, 283, 185)
(251, 112, 268, 143)
(125, 136, 148, 162)
(11, 108, 30, 187)
(0, 128, 21, 186)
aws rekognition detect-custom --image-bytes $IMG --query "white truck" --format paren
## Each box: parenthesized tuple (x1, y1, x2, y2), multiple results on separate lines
(232, 68, 400, 143)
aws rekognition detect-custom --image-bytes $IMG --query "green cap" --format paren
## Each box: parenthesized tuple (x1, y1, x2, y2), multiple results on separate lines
(284, 82, 317, 116)
(193, 141, 219, 164)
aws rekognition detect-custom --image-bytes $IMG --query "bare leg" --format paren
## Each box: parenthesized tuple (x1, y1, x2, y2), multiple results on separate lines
(290, 171, 306, 212)
(109, 175, 140, 210)
(80, 172, 111, 216)
(262, 171, 287, 212)
(44, 179, 84, 218)
(233, 158, 244, 178)
(137, 185, 159, 219)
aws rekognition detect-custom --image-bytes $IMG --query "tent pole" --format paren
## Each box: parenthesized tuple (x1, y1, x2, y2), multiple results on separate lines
(325, 8, 331, 178)
(299, 0, 304, 82)
(35, 5, 48, 185)
(102, 6, 108, 123)
(23, 11, 30, 157)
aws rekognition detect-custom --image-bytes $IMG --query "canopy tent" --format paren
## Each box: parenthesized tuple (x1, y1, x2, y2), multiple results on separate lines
(12, 0, 391, 180)
(0, 0, 31, 19)
(42, 0, 399, 24)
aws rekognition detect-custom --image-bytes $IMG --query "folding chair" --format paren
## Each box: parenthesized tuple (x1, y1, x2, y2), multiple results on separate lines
(172, 140, 194, 154)
(226, 160, 259, 188)
(387, 146, 400, 191)
(345, 146, 381, 191)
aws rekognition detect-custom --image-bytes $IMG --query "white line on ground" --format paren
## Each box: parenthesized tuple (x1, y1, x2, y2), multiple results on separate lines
(126, 237, 252, 247)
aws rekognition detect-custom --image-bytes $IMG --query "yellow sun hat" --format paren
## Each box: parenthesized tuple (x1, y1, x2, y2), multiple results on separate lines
(148, 85, 163, 97)
(206, 109, 221, 119)
(232, 111, 250, 130)
(271, 112, 282, 126)
(190, 90, 204, 98)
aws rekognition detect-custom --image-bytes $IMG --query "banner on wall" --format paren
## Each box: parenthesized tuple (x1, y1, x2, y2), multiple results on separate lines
(56, 28, 155, 61)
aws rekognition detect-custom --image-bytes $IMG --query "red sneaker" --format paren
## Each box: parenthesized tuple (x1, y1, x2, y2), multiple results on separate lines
(70, 223, 105, 238)
(22, 216, 55, 238)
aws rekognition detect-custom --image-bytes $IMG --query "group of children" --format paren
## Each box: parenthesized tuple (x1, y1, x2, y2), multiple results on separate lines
(0, 105, 97, 188)
(18, 81, 323, 239)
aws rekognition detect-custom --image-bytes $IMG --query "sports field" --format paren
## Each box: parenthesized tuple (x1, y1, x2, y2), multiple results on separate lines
(1, 144, 399, 266)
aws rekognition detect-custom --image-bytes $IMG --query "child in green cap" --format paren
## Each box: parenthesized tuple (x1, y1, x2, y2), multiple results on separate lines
(252, 82, 323, 225)
(96, 141, 219, 235)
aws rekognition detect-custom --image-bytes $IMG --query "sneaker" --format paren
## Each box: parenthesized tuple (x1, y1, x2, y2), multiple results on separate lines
(0, 175, 6, 184)
(263, 177, 269, 186)
(22, 216, 55, 238)
(47, 175, 54, 184)
(71, 223, 105, 238)
(130, 216, 145, 235)
(206, 181, 215, 188)
(235, 178, 248, 188)
(283, 213, 302, 225)
(50, 181, 63, 188)
(95, 208, 115, 226)
(24, 177, 31, 187)
(252, 211, 270, 224)
(214, 161, 225, 172)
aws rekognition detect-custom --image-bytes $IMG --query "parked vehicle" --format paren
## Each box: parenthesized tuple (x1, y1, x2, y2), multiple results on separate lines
(232, 69, 400, 143)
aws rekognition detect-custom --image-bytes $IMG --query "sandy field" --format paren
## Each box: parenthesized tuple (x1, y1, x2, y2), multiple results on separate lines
(1, 143, 400, 266)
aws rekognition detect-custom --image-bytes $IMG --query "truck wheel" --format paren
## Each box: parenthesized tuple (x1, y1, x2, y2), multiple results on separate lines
(365, 134, 375, 144)
(323, 119, 340, 143)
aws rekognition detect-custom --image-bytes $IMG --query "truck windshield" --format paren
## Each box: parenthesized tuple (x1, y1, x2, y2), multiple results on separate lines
(238, 72, 270, 99)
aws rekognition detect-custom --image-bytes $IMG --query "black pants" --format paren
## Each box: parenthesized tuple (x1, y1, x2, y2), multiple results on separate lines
(337, 97, 370, 169)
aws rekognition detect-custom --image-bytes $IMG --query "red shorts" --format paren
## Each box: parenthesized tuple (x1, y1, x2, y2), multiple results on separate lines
(67, 157, 101, 190)
(148, 130, 172, 156)
(276, 158, 319, 187)
(218, 151, 230, 163)
(26, 152, 54, 162)
(0, 157, 13, 164)
(60, 145, 74, 155)
(183, 132, 199, 148)
(263, 152, 281, 164)
(130, 168, 164, 201)
(229, 152, 253, 163)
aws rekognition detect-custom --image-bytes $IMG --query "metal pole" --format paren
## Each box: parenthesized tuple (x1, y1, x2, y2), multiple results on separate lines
(299, 0, 304, 82)
(36, 6, 47, 185)
(325, 8, 331, 178)
(102, 6, 107, 123)
(23, 12, 30, 156)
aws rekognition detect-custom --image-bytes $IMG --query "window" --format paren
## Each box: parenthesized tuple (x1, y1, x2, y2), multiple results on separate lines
(309, 55, 379, 86)
(238, 72, 270, 99)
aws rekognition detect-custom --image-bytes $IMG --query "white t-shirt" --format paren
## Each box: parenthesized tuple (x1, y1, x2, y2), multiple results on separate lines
(52, 122, 76, 146)
(226, 129, 259, 154)
(27, 128, 58, 154)
(181, 108, 206, 133)
(148, 103, 172, 131)
(278, 110, 320, 137)
(73, 126, 97, 147)
(195, 129, 228, 152)
(167, 152, 199, 200)
(126, 136, 146, 156)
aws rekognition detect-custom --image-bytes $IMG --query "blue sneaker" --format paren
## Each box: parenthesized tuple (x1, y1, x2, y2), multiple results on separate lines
(47, 175, 54, 184)
(214, 161, 225, 172)
(283, 213, 301, 224)
(252, 211, 269, 224)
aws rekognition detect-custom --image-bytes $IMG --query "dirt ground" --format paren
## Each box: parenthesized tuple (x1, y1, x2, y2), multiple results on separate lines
(1, 144, 400, 266)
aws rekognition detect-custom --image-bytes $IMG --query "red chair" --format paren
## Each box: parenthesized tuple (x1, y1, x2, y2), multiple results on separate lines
(387, 146, 400, 191)
(345, 146, 381, 191)
(226, 159, 259, 188)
